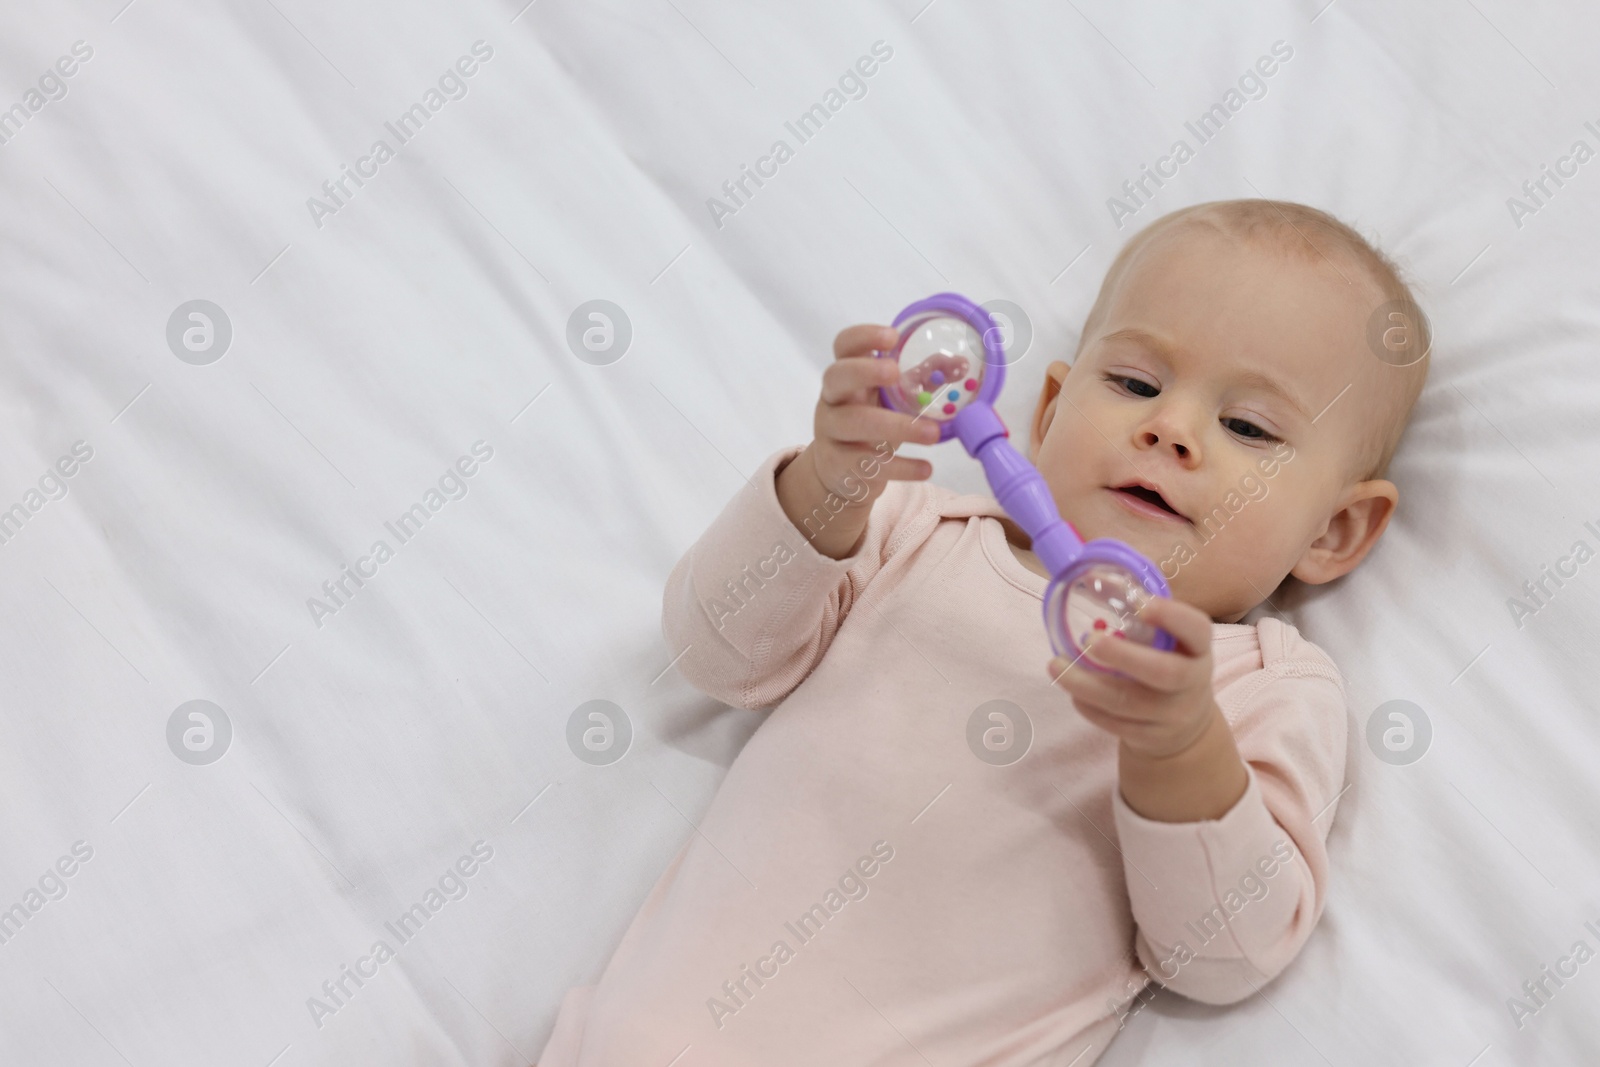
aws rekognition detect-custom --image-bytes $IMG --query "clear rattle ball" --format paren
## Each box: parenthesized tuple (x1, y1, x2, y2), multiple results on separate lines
(882, 313, 989, 422)
(1046, 562, 1165, 664)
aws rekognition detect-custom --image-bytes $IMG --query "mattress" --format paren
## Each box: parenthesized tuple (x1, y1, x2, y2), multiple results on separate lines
(1, 0, 1597, 1063)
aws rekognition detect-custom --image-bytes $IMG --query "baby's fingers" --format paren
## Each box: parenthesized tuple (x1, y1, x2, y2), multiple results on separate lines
(1048, 658, 1156, 725)
(1079, 632, 1190, 692)
(876, 454, 933, 482)
(818, 402, 939, 447)
(1131, 596, 1212, 658)
(833, 323, 899, 362)
(820, 352, 901, 405)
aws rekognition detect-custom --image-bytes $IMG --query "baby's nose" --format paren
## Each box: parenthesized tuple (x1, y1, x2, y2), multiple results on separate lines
(1139, 427, 1191, 459)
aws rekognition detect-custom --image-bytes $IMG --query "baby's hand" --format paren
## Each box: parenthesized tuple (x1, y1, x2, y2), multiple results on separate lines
(1046, 597, 1219, 760)
(809, 324, 941, 497)
(775, 324, 941, 560)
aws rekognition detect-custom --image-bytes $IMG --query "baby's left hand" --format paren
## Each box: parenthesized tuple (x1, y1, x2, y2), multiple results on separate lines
(1046, 596, 1219, 760)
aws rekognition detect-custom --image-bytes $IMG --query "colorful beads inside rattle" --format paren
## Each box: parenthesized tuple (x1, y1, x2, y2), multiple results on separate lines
(887, 314, 988, 422)
(1053, 562, 1163, 668)
(1080, 616, 1130, 649)
(901, 351, 975, 421)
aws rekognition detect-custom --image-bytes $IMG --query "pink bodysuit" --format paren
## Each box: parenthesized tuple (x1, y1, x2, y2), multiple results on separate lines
(538, 446, 1348, 1066)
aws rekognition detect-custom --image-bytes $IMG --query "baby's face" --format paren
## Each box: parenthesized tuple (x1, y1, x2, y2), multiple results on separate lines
(1029, 224, 1390, 622)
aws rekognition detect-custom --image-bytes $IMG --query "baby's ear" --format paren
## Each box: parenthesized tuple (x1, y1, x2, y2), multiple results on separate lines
(1290, 479, 1398, 585)
(1029, 360, 1073, 459)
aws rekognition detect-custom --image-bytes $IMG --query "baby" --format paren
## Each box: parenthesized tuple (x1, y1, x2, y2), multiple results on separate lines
(537, 199, 1430, 1065)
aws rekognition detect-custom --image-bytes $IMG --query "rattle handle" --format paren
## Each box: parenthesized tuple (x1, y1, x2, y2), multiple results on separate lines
(954, 405, 1084, 577)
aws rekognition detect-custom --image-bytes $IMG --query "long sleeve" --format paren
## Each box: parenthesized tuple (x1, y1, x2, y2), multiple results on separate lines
(661, 445, 941, 710)
(1110, 657, 1348, 1005)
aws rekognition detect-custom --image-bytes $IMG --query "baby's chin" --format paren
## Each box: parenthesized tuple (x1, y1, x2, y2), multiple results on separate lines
(1159, 550, 1285, 622)
(1067, 488, 1192, 563)
(1166, 569, 1243, 618)
(1066, 493, 1243, 613)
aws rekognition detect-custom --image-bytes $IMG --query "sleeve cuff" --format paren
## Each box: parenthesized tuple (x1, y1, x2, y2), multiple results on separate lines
(762, 446, 870, 567)
(1111, 765, 1303, 961)
(745, 445, 869, 571)
(680, 446, 858, 655)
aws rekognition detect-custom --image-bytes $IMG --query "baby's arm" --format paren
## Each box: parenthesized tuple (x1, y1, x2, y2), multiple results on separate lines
(1050, 597, 1347, 1004)
(774, 324, 940, 558)
(1111, 662, 1348, 1005)
(661, 325, 940, 709)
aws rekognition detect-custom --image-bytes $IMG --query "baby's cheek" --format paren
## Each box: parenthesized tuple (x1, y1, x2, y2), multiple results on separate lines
(1219, 500, 1303, 583)
(1173, 498, 1279, 582)
(1041, 424, 1109, 492)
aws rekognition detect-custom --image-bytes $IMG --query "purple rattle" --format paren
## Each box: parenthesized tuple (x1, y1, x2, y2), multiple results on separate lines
(875, 292, 1177, 671)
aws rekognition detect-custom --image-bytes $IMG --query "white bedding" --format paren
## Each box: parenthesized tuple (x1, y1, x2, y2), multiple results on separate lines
(2, 0, 1598, 1063)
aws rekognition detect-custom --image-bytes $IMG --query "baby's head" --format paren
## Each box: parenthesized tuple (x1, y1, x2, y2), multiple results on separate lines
(1027, 199, 1430, 623)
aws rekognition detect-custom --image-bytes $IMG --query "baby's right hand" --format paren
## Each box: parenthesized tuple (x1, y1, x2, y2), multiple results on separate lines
(810, 323, 940, 497)
(775, 324, 941, 559)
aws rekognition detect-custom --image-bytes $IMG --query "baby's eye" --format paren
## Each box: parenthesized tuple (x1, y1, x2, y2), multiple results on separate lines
(1104, 373, 1159, 398)
(1222, 417, 1279, 443)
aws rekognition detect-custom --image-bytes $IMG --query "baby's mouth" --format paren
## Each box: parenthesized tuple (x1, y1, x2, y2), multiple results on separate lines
(1108, 482, 1190, 524)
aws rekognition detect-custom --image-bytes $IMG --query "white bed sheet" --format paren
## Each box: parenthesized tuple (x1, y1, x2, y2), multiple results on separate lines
(1, 0, 1597, 1064)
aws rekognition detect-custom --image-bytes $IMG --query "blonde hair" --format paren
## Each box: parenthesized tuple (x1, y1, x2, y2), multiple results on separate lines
(1076, 199, 1430, 482)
